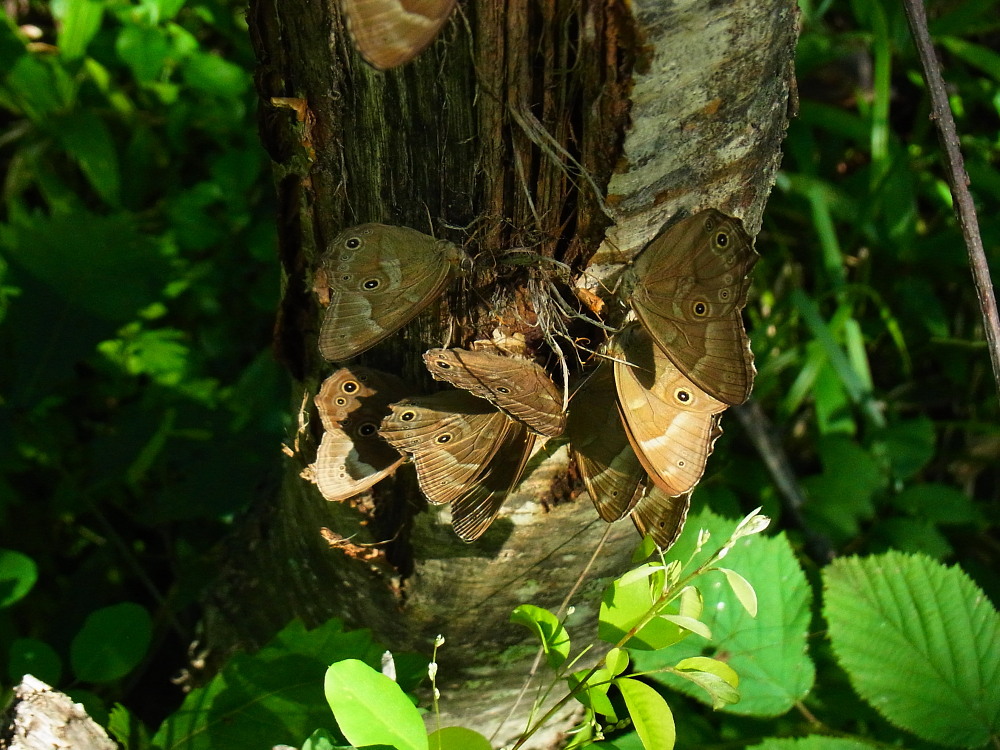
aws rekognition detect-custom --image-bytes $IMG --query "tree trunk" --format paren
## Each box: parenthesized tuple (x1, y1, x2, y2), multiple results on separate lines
(203, 0, 798, 744)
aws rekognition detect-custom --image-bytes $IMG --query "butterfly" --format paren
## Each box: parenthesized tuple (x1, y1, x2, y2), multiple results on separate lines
(340, 0, 457, 70)
(622, 209, 758, 405)
(422, 348, 566, 437)
(312, 367, 409, 502)
(315, 224, 467, 362)
(379, 390, 535, 541)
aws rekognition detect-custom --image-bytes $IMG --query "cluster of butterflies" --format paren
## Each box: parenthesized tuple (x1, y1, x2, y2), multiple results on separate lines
(309, 211, 759, 549)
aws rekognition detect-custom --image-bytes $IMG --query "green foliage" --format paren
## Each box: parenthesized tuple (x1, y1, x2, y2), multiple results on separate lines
(824, 552, 1000, 747)
(0, 0, 279, 724)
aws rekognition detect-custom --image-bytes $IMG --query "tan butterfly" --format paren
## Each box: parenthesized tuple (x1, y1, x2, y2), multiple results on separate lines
(379, 390, 535, 541)
(631, 487, 692, 551)
(312, 367, 408, 502)
(340, 0, 457, 70)
(566, 363, 644, 522)
(422, 348, 566, 437)
(315, 224, 467, 362)
(612, 324, 727, 498)
(622, 209, 759, 406)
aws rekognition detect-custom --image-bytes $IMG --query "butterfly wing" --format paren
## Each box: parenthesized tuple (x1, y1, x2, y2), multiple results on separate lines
(423, 348, 566, 437)
(341, 0, 457, 70)
(630, 487, 692, 550)
(313, 367, 408, 502)
(379, 390, 507, 507)
(613, 325, 727, 497)
(567, 364, 644, 522)
(449, 419, 536, 542)
(628, 209, 758, 405)
(316, 224, 465, 362)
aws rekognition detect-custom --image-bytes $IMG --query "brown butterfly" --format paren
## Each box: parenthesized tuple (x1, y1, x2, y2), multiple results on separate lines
(340, 0, 457, 70)
(315, 224, 467, 362)
(422, 348, 566, 437)
(379, 390, 535, 541)
(612, 324, 727, 497)
(631, 486, 692, 550)
(622, 209, 758, 406)
(566, 363, 644, 522)
(312, 366, 408, 502)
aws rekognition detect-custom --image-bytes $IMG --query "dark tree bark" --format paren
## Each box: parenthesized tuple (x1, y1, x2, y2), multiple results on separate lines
(201, 0, 798, 744)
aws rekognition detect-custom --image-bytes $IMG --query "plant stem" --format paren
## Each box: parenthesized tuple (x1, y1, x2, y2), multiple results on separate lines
(901, 0, 1000, 402)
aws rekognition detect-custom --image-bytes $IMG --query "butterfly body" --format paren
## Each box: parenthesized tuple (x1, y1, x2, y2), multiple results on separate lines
(316, 224, 466, 362)
(624, 209, 758, 405)
(313, 367, 408, 502)
(423, 348, 566, 437)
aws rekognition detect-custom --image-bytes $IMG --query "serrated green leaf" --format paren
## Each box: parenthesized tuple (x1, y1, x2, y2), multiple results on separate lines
(616, 678, 675, 750)
(427, 726, 492, 750)
(71, 603, 152, 683)
(633, 509, 815, 717)
(823, 551, 1000, 747)
(325, 659, 428, 750)
(753, 737, 878, 750)
(718, 568, 758, 617)
(890, 483, 977, 524)
(0, 548, 38, 608)
(510, 604, 570, 669)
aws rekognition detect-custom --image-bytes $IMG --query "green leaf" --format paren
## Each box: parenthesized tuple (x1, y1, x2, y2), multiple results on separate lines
(52, 110, 121, 206)
(153, 619, 385, 750)
(325, 659, 428, 750)
(427, 726, 492, 750)
(673, 657, 740, 709)
(606, 647, 629, 677)
(107, 703, 151, 750)
(7, 637, 62, 685)
(633, 509, 815, 717)
(890, 483, 976, 524)
(659, 614, 711, 640)
(823, 552, 1000, 747)
(0, 548, 38, 608)
(615, 678, 675, 750)
(301, 728, 342, 750)
(599, 563, 688, 651)
(71, 603, 152, 682)
(753, 737, 879, 750)
(181, 51, 249, 97)
(869, 417, 936, 480)
(53, 0, 105, 60)
(569, 667, 617, 717)
(510, 604, 570, 669)
(717, 568, 758, 617)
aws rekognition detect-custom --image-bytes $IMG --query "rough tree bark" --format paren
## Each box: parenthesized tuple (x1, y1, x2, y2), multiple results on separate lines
(200, 0, 798, 744)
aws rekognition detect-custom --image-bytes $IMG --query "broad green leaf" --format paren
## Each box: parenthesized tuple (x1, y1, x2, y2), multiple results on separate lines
(7, 637, 61, 685)
(107, 703, 151, 750)
(616, 677, 675, 750)
(71, 603, 152, 682)
(674, 657, 738, 688)
(0, 548, 37, 607)
(427, 726, 492, 750)
(869, 417, 936, 480)
(802, 436, 884, 540)
(823, 552, 1000, 747)
(599, 564, 688, 651)
(116, 25, 173, 83)
(510, 604, 570, 668)
(633, 509, 815, 717)
(153, 619, 385, 750)
(324, 659, 428, 750)
(181, 51, 249, 97)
